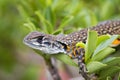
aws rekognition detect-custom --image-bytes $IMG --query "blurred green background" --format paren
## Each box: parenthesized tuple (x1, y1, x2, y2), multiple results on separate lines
(0, 0, 120, 80)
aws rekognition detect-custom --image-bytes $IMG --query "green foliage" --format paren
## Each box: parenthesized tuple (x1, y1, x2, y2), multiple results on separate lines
(85, 30, 98, 62)
(93, 35, 118, 56)
(18, 0, 120, 79)
(84, 31, 120, 79)
(1, 0, 120, 80)
(0, 0, 22, 72)
(76, 42, 85, 48)
(91, 47, 115, 61)
(74, 31, 120, 79)
(52, 54, 78, 67)
(18, 0, 120, 34)
(87, 61, 107, 73)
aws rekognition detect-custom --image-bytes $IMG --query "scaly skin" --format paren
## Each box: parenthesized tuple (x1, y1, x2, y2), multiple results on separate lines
(23, 20, 120, 80)
(56, 20, 120, 58)
(57, 20, 120, 46)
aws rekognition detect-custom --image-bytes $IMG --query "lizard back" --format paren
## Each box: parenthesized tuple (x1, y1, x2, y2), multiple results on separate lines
(57, 20, 120, 46)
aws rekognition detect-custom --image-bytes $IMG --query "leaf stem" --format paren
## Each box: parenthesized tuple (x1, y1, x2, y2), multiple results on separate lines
(45, 57, 61, 80)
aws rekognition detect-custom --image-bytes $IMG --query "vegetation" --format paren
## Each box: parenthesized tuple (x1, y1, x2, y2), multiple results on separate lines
(0, 0, 120, 80)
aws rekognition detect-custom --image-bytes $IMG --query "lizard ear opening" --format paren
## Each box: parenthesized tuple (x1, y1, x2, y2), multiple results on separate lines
(36, 36, 44, 44)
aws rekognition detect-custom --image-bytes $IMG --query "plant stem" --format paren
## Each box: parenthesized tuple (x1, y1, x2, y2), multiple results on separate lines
(45, 57, 61, 80)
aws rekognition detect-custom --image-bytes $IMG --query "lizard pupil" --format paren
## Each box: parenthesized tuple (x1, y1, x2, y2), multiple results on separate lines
(37, 36, 44, 44)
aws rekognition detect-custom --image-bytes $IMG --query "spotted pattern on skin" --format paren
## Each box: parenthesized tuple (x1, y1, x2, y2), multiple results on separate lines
(57, 20, 120, 48)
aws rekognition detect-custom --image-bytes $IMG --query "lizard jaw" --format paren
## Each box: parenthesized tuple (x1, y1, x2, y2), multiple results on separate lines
(23, 39, 67, 54)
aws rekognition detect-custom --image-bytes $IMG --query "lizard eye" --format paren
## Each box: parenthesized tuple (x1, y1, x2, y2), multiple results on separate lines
(36, 36, 44, 44)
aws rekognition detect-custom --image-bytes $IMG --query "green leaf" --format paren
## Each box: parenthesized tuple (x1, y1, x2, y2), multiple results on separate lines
(97, 35, 111, 46)
(59, 16, 74, 29)
(35, 11, 53, 34)
(93, 35, 118, 56)
(76, 9, 98, 27)
(52, 29, 62, 35)
(119, 73, 120, 80)
(18, 1, 33, 18)
(106, 76, 112, 80)
(87, 10, 98, 26)
(87, 61, 107, 73)
(100, 0, 115, 20)
(44, 6, 56, 32)
(33, 49, 47, 58)
(52, 53, 78, 67)
(99, 66, 120, 79)
(17, 5, 29, 19)
(85, 30, 98, 62)
(103, 57, 120, 66)
(91, 47, 115, 61)
(23, 18, 37, 31)
(76, 42, 85, 48)
(46, 0, 52, 7)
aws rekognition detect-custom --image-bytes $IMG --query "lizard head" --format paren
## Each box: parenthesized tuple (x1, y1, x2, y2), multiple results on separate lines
(23, 31, 68, 54)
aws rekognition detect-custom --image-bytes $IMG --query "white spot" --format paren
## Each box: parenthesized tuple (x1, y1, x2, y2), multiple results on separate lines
(33, 42, 40, 45)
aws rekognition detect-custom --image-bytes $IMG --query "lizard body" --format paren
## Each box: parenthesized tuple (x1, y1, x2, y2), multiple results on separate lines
(24, 20, 120, 55)
(23, 20, 120, 80)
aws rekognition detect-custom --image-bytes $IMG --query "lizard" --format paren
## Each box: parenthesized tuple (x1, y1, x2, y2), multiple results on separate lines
(23, 20, 120, 80)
